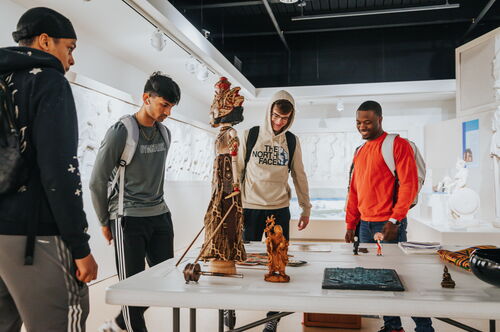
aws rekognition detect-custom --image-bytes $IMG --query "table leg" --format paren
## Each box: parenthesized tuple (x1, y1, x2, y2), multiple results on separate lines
(218, 309, 224, 332)
(173, 307, 180, 332)
(490, 320, 496, 332)
(190, 308, 196, 332)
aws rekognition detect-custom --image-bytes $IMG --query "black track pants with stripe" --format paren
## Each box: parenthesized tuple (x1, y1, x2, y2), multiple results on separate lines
(111, 213, 174, 332)
(0, 235, 89, 332)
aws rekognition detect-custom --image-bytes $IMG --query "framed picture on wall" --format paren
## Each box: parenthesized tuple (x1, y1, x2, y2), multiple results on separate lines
(462, 119, 479, 168)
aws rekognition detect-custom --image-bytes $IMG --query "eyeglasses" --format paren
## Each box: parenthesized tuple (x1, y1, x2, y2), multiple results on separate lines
(271, 112, 290, 122)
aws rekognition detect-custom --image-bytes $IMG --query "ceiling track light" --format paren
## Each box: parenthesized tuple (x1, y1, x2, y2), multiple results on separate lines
(336, 99, 344, 112)
(150, 29, 166, 51)
(185, 57, 198, 74)
(196, 63, 209, 81)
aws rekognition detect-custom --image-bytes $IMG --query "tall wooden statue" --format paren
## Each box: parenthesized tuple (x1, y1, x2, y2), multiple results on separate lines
(201, 77, 246, 274)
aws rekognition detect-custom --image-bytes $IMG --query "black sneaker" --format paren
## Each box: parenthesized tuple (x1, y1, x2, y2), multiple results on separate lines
(262, 319, 278, 332)
(224, 309, 236, 329)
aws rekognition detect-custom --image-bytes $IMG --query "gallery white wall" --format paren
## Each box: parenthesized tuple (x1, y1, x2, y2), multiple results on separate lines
(424, 28, 500, 225)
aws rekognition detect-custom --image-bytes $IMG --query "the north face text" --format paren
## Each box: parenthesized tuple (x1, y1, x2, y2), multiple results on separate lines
(252, 145, 288, 166)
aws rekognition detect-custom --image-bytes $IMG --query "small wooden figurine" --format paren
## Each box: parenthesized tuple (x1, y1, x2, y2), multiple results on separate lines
(264, 215, 290, 283)
(376, 240, 383, 256)
(441, 266, 456, 288)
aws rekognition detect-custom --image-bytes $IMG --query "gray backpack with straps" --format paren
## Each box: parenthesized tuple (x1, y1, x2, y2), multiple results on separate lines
(348, 133, 425, 208)
(107, 115, 171, 218)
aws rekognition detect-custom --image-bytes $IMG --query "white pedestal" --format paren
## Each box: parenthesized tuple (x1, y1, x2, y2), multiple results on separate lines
(408, 216, 500, 246)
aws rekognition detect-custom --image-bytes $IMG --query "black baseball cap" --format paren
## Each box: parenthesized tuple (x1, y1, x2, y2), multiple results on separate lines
(12, 7, 76, 43)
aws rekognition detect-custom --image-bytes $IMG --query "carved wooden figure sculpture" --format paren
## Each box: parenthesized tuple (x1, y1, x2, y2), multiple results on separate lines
(201, 77, 246, 274)
(264, 215, 290, 282)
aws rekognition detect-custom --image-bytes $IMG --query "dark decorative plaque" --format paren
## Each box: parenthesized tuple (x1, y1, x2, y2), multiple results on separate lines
(322, 267, 404, 291)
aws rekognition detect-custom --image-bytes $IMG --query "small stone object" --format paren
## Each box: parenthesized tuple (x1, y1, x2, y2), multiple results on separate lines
(441, 266, 456, 288)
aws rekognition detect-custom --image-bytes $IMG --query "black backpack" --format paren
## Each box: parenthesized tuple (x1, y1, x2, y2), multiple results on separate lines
(0, 74, 26, 194)
(243, 126, 296, 180)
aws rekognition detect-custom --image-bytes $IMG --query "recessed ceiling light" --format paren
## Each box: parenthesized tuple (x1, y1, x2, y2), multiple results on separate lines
(280, 0, 299, 3)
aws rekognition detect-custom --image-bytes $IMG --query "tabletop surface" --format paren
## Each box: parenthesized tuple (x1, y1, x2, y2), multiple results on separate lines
(106, 242, 500, 319)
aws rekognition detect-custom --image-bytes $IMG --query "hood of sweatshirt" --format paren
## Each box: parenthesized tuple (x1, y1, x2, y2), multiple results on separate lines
(262, 89, 296, 139)
(0, 46, 64, 76)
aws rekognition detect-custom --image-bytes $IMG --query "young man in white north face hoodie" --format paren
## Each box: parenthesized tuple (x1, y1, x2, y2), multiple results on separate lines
(237, 90, 312, 332)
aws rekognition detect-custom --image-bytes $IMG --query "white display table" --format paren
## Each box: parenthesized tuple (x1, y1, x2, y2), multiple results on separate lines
(106, 242, 500, 332)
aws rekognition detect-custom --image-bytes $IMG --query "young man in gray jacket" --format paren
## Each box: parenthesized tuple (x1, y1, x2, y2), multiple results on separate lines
(90, 72, 180, 332)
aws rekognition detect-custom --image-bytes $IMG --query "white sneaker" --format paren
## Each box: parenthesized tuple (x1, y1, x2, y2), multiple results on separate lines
(97, 320, 126, 332)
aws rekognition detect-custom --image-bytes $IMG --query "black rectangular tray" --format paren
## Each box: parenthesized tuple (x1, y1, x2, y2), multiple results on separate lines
(322, 267, 405, 291)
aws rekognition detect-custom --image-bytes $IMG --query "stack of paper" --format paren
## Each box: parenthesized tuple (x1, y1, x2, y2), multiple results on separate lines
(398, 241, 441, 255)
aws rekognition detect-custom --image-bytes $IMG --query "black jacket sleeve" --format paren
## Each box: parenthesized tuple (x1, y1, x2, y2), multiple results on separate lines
(31, 70, 90, 259)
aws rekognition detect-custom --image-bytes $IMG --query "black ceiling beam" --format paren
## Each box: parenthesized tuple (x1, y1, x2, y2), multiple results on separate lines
(262, 0, 291, 51)
(291, 2, 460, 21)
(462, 0, 497, 40)
(211, 18, 478, 38)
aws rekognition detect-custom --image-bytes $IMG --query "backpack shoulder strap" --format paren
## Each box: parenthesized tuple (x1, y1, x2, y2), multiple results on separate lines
(242, 126, 259, 182)
(108, 115, 139, 218)
(381, 133, 398, 177)
(285, 131, 296, 171)
(119, 115, 139, 165)
(245, 126, 259, 165)
(157, 123, 171, 149)
(348, 143, 364, 187)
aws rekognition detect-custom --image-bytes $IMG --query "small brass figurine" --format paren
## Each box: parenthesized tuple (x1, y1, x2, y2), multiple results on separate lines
(264, 215, 290, 283)
(441, 266, 456, 288)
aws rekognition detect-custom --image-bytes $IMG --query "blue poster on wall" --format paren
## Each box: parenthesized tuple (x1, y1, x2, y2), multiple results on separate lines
(462, 119, 479, 168)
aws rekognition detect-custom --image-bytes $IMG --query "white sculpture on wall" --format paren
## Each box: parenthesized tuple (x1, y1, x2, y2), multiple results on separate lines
(491, 109, 500, 224)
(492, 36, 500, 225)
(296, 132, 363, 190)
(71, 84, 214, 182)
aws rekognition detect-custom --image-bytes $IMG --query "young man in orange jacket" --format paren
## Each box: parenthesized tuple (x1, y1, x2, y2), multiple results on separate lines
(345, 101, 434, 332)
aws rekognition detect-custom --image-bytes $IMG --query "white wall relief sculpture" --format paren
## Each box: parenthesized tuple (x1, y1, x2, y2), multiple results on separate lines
(163, 119, 214, 181)
(290, 130, 408, 220)
(71, 84, 214, 182)
(493, 36, 500, 222)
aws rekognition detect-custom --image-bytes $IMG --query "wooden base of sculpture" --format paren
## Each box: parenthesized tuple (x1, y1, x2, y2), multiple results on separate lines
(209, 260, 236, 275)
(264, 273, 290, 283)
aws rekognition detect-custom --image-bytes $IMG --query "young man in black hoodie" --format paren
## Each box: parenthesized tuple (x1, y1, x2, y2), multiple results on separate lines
(0, 7, 97, 332)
